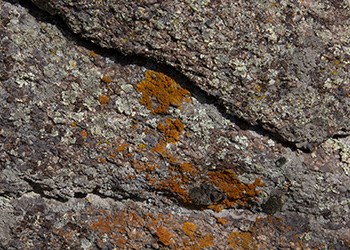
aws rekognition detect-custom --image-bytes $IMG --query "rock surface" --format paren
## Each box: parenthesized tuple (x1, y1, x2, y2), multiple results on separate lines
(30, 0, 350, 149)
(0, 0, 349, 249)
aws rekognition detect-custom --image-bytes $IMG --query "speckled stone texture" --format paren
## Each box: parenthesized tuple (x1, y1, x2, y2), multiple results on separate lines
(29, 0, 350, 150)
(0, 0, 349, 249)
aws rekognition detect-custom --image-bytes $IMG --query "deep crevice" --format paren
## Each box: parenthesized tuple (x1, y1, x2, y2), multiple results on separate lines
(23, 177, 69, 203)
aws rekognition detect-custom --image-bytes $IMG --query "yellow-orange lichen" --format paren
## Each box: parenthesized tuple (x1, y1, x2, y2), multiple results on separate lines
(216, 217, 229, 225)
(207, 170, 263, 211)
(136, 70, 191, 114)
(98, 94, 110, 105)
(151, 141, 177, 163)
(101, 74, 113, 83)
(228, 231, 255, 250)
(179, 162, 198, 176)
(115, 143, 129, 152)
(157, 118, 184, 143)
(89, 50, 97, 58)
(156, 227, 174, 246)
(183, 222, 196, 237)
(199, 234, 214, 248)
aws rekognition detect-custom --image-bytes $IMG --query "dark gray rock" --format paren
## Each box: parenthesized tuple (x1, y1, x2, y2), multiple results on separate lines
(30, 0, 350, 149)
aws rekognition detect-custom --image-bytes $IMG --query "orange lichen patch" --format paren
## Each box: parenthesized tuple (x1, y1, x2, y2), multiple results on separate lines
(217, 217, 229, 225)
(97, 157, 108, 164)
(207, 170, 263, 211)
(101, 74, 113, 83)
(179, 162, 198, 176)
(136, 70, 191, 114)
(116, 143, 129, 152)
(228, 231, 256, 250)
(183, 222, 196, 237)
(157, 118, 185, 143)
(88, 206, 223, 249)
(156, 227, 174, 246)
(159, 175, 191, 203)
(151, 141, 177, 163)
(89, 50, 97, 58)
(199, 234, 214, 248)
(91, 211, 135, 248)
(98, 94, 110, 105)
(132, 160, 158, 174)
(80, 129, 88, 139)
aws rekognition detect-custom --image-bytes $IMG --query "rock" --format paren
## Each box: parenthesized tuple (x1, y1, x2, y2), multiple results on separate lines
(0, 0, 349, 249)
(29, 0, 350, 149)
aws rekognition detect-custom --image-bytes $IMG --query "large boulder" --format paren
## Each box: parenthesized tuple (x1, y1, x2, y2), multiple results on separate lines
(30, 0, 350, 149)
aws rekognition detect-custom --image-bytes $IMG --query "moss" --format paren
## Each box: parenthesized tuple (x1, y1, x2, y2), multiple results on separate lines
(136, 70, 190, 114)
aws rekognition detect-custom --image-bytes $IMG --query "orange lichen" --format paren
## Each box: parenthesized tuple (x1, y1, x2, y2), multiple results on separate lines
(116, 143, 129, 152)
(98, 94, 110, 105)
(157, 118, 184, 143)
(80, 129, 88, 139)
(228, 231, 255, 250)
(136, 70, 191, 114)
(97, 157, 107, 164)
(207, 170, 263, 211)
(151, 141, 177, 163)
(199, 234, 214, 248)
(89, 50, 97, 58)
(156, 227, 174, 246)
(179, 162, 198, 176)
(183, 222, 196, 237)
(101, 74, 113, 83)
(217, 217, 229, 225)
(158, 175, 190, 203)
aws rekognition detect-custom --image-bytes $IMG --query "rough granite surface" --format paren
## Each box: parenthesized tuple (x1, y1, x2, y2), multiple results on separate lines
(29, 0, 350, 150)
(0, 0, 349, 249)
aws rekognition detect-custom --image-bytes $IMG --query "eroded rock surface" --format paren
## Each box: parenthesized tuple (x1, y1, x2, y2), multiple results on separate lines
(30, 0, 350, 149)
(0, 0, 349, 249)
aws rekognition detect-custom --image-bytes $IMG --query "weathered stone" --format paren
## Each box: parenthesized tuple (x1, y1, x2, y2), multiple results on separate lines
(1, 0, 349, 249)
(30, 0, 350, 149)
